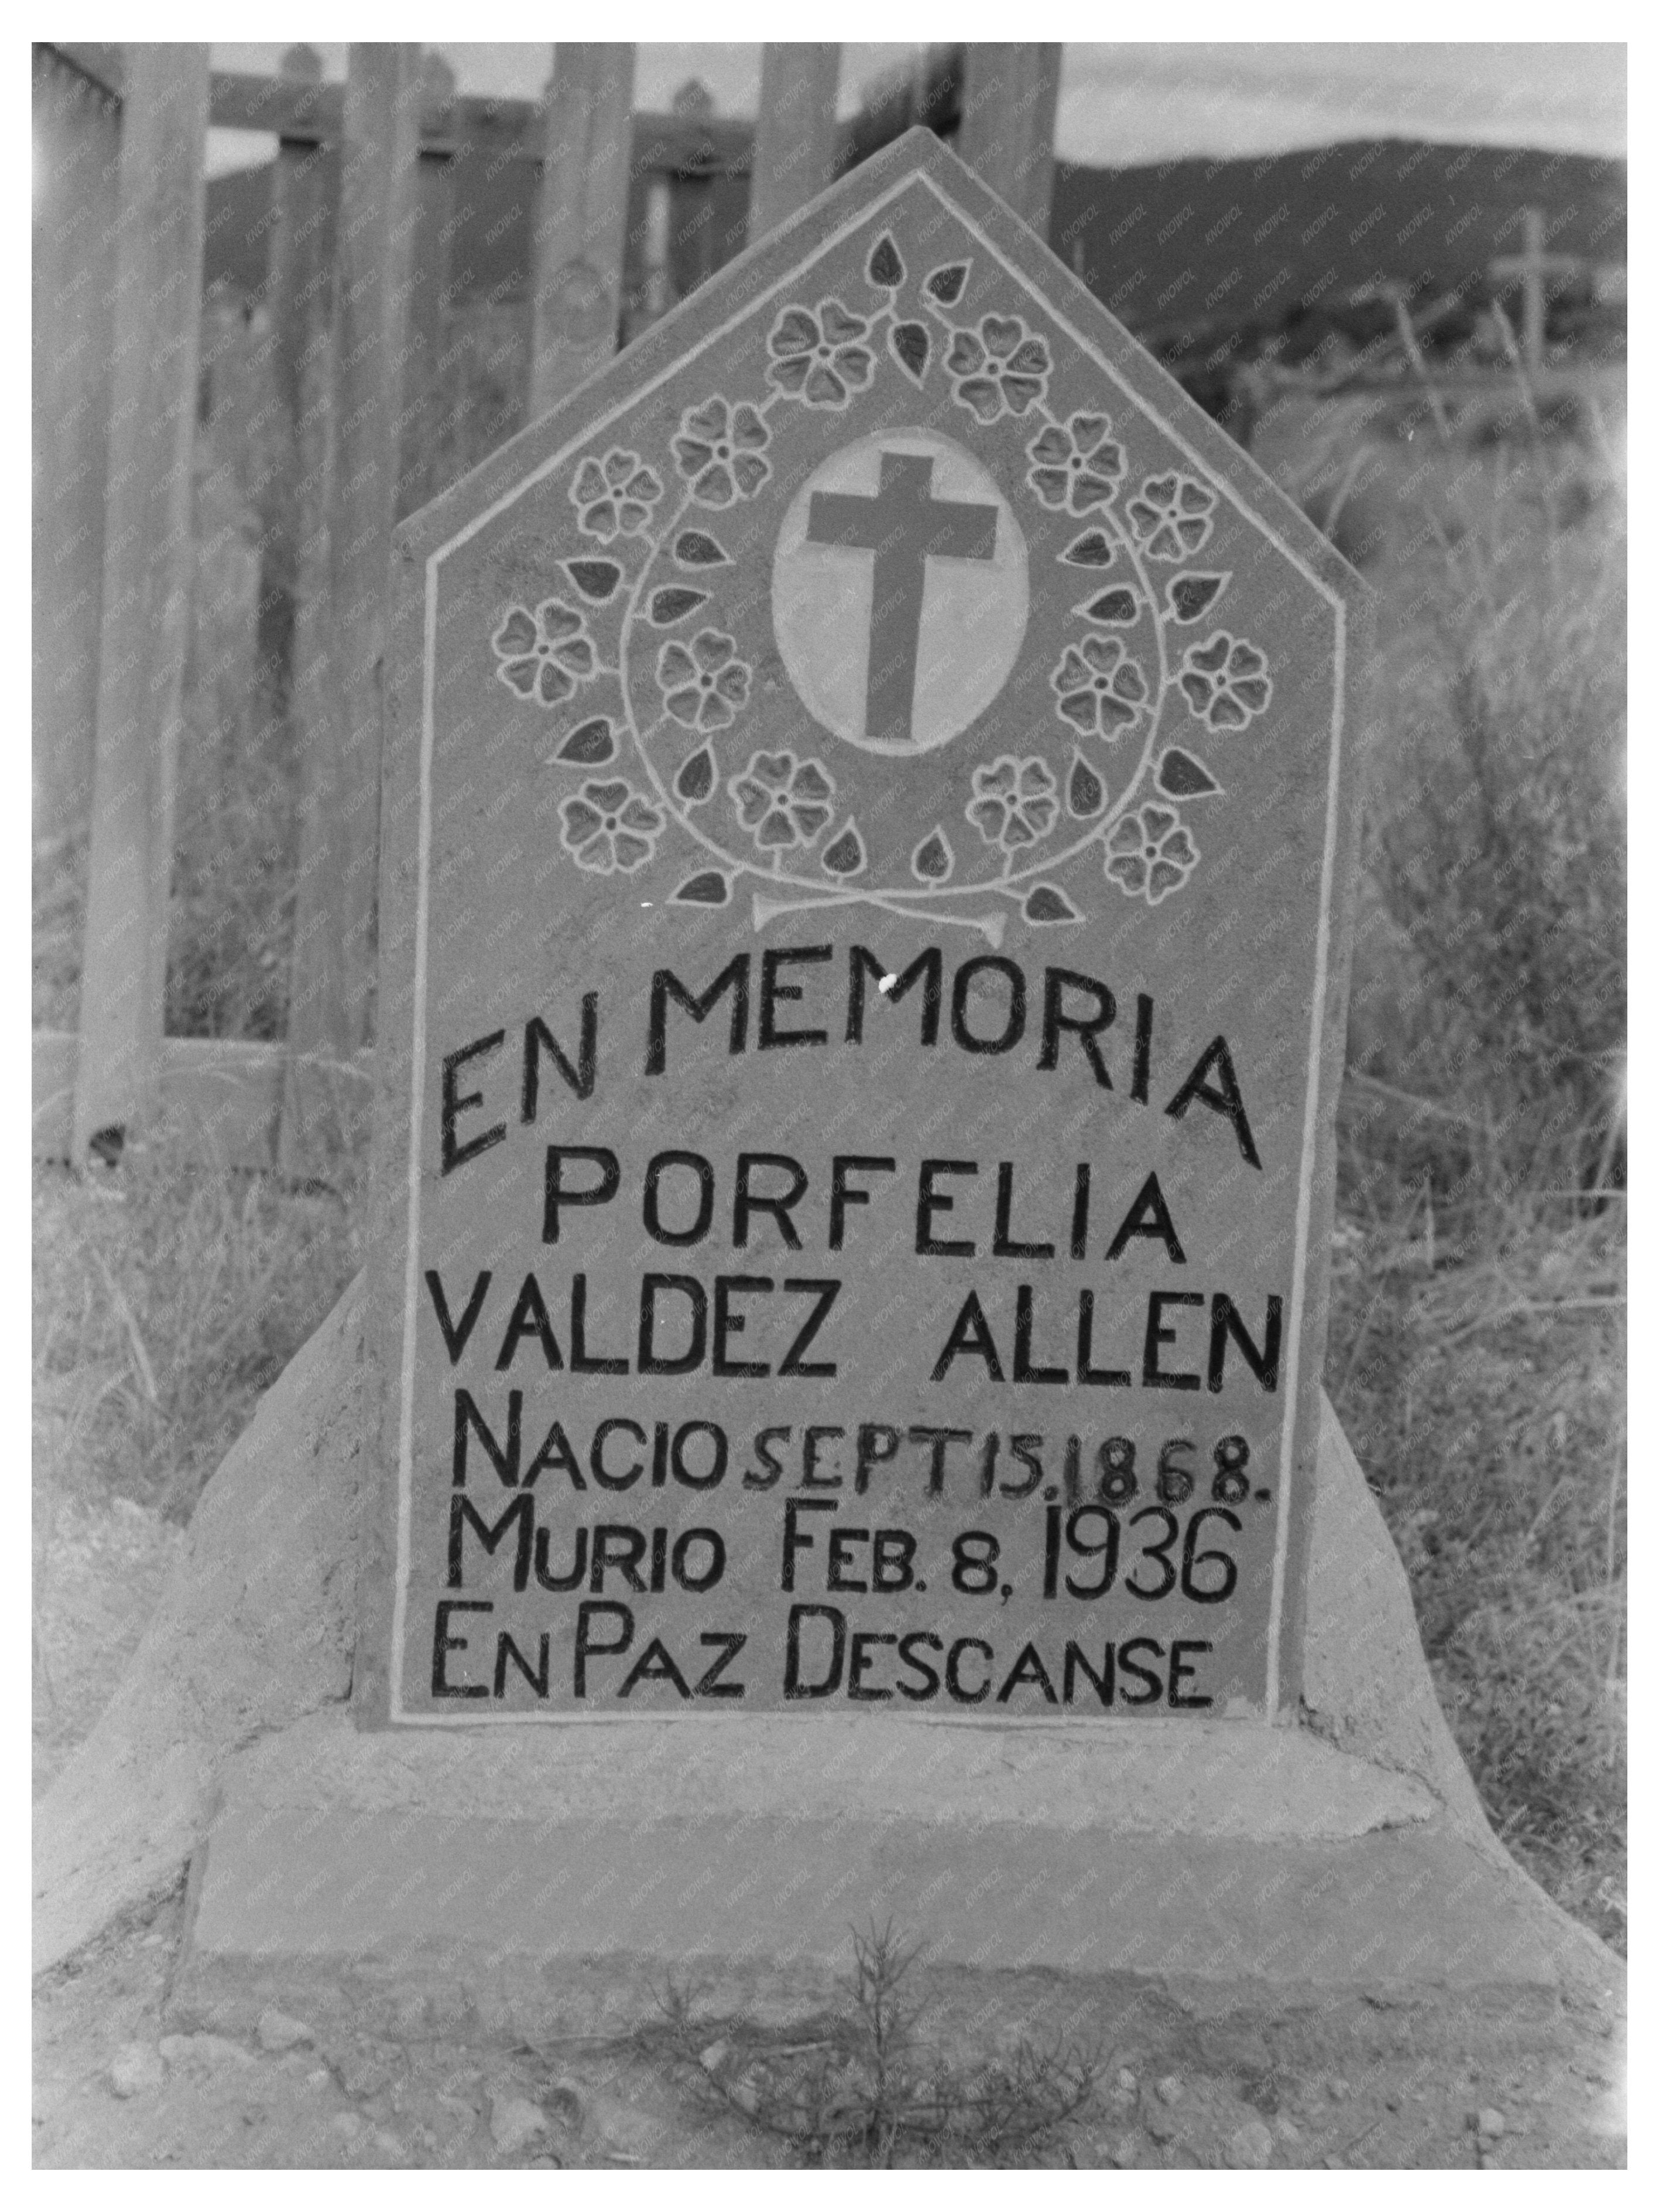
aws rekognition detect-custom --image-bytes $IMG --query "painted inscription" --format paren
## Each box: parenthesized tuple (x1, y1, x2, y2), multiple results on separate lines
(424, 949, 1279, 1715)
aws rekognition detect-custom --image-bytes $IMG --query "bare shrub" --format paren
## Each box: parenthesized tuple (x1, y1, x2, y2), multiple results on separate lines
(657, 1920, 1101, 2167)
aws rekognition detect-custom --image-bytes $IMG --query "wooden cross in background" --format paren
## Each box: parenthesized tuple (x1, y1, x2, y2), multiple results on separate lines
(1490, 207, 1583, 374)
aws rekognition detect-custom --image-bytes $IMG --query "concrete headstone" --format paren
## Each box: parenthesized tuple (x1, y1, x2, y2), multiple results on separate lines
(40, 139, 1615, 2014)
(357, 126, 1368, 1727)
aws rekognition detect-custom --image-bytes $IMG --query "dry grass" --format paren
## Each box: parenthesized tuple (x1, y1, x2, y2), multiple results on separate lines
(164, 685, 298, 1043)
(32, 1133, 362, 1523)
(32, 1125, 362, 1790)
(1319, 379, 1626, 1949)
(1326, 1211, 1625, 1947)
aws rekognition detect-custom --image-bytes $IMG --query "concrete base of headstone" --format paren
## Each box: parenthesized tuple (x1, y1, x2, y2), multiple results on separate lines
(36, 1281, 1615, 2016)
(173, 1704, 1602, 2029)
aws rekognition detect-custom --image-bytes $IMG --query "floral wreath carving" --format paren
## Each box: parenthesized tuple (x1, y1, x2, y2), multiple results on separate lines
(488, 230, 1275, 945)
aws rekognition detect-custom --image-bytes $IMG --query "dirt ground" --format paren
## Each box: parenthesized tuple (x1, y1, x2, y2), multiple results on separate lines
(32, 1484, 184, 1800)
(33, 1878, 1626, 2171)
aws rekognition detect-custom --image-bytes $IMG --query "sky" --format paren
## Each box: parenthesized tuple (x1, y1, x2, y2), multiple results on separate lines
(206, 41, 1626, 175)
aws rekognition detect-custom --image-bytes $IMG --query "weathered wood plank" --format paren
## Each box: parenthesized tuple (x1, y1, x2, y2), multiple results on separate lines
(47, 46, 755, 171)
(36, 1030, 373, 1171)
(31, 49, 121, 848)
(332, 45, 422, 1046)
(747, 45, 840, 244)
(271, 47, 345, 1122)
(281, 43, 421, 1172)
(257, 47, 336, 705)
(267, 48, 333, 421)
(189, 291, 261, 818)
(71, 46, 210, 1155)
(528, 45, 637, 420)
(403, 55, 460, 514)
(956, 43, 1061, 236)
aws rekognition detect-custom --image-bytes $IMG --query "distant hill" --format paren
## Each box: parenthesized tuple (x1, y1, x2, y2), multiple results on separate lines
(1052, 139, 1624, 342)
(203, 132, 1624, 360)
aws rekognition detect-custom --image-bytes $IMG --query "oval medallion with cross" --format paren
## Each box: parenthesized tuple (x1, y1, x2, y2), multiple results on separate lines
(772, 430, 1030, 757)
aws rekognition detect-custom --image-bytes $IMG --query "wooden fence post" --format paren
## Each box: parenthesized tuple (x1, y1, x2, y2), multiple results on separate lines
(957, 43, 1061, 236)
(281, 42, 421, 1171)
(528, 45, 636, 420)
(403, 51, 459, 514)
(189, 285, 261, 820)
(71, 45, 209, 1156)
(747, 45, 840, 244)
(31, 49, 121, 853)
(257, 44, 333, 703)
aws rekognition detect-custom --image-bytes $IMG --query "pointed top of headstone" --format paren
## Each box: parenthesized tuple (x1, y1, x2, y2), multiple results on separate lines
(280, 44, 323, 84)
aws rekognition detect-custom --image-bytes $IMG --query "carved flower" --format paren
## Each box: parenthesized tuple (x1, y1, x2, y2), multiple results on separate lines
(1051, 635, 1149, 739)
(492, 599, 596, 707)
(558, 779, 663, 874)
(1178, 632, 1273, 730)
(767, 300, 874, 408)
(729, 751, 836, 850)
(1026, 413, 1125, 512)
(967, 756, 1060, 853)
(658, 630, 752, 731)
(568, 447, 662, 540)
(1126, 473, 1217, 560)
(1105, 805, 1198, 904)
(672, 398, 771, 506)
(945, 315, 1050, 422)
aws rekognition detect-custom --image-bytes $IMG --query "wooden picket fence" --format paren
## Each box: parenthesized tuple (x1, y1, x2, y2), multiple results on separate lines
(31, 40, 1062, 1176)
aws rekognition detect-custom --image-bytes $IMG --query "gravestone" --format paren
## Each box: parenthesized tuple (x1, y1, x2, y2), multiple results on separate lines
(71, 127, 1606, 2014)
(357, 126, 1365, 1730)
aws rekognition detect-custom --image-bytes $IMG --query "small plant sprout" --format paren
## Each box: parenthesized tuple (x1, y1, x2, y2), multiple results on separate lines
(656, 1918, 1102, 2167)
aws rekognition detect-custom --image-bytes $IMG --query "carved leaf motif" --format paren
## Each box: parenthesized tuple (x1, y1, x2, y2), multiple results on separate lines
(867, 233, 905, 289)
(673, 530, 731, 568)
(1167, 572, 1228, 623)
(889, 321, 930, 384)
(1155, 748, 1222, 799)
(924, 260, 970, 306)
(1067, 751, 1106, 818)
(911, 827, 955, 883)
(563, 557, 624, 602)
(1024, 885, 1083, 924)
(674, 870, 730, 905)
(649, 587, 709, 626)
(821, 820, 867, 877)
(675, 746, 717, 803)
(556, 717, 616, 766)
(1077, 587, 1139, 625)
(1060, 530, 1116, 568)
